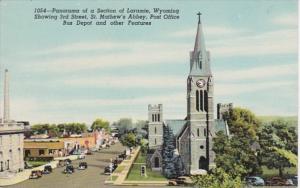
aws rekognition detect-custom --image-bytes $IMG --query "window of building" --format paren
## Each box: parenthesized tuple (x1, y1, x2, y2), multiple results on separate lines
(154, 138, 157, 145)
(200, 90, 203, 111)
(197, 128, 200, 137)
(0, 151, 3, 158)
(154, 127, 157, 134)
(152, 114, 154, 122)
(39, 150, 45, 156)
(158, 114, 160, 122)
(204, 90, 208, 112)
(9, 135, 12, 145)
(154, 157, 160, 168)
(196, 90, 199, 111)
(25, 150, 31, 157)
(204, 128, 207, 137)
(200, 145, 204, 149)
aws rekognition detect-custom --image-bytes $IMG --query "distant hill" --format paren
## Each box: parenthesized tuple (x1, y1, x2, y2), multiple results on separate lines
(257, 116, 298, 127)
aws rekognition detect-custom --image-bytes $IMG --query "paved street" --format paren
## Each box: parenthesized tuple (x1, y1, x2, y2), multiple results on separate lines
(8, 143, 126, 188)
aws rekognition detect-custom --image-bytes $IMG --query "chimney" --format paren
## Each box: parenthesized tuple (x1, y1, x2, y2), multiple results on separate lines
(4, 69, 9, 122)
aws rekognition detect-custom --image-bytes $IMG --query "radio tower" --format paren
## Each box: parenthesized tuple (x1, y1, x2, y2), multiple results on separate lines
(4, 69, 9, 123)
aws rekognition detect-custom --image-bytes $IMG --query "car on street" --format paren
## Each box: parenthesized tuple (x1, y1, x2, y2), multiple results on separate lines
(29, 170, 43, 179)
(291, 176, 298, 186)
(266, 176, 288, 186)
(245, 176, 265, 186)
(78, 162, 88, 170)
(64, 164, 75, 174)
(104, 166, 112, 175)
(64, 159, 72, 165)
(43, 165, 52, 174)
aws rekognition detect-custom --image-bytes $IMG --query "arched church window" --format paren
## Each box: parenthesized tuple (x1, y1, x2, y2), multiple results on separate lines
(199, 156, 207, 170)
(155, 138, 157, 145)
(197, 128, 200, 137)
(204, 90, 208, 112)
(158, 114, 160, 122)
(152, 114, 154, 122)
(200, 90, 203, 111)
(155, 127, 157, 134)
(204, 128, 207, 137)
(196, 90, 199, 111)
(154, 157, 160, 168)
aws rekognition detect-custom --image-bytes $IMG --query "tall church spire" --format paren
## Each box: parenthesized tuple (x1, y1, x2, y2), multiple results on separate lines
(190, 12, 211, 76)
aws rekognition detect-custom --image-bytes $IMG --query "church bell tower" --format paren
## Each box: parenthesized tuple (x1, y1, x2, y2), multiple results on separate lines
(187, 13, 215, 174)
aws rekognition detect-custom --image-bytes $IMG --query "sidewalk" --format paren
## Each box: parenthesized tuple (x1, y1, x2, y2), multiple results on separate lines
(112, 146, 140, 185)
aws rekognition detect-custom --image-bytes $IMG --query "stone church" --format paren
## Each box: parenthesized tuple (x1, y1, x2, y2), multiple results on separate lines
(147, 14, 230, 175)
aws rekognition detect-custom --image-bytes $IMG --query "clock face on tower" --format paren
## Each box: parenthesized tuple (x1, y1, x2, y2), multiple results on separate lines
(196, 79, 206, 88)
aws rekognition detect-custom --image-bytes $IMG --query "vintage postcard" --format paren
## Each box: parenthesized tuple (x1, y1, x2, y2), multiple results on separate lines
(0, 0, 298, 187)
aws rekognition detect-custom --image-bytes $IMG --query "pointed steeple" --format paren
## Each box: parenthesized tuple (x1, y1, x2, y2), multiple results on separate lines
(189, 12, 211, 76)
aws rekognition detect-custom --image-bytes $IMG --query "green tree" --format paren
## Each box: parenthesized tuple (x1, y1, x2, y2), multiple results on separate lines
(31, 124, 59, 137)
(162, 125, 177, 178)
(113, 118, 133, 135)
(120, 132, 136, 148)
(213, 107, 262, 178)
(91, 118, 109, 131)
(192, 168, 243, 188)
(258, 119, 297, 176)
(64, 123, 87, 134)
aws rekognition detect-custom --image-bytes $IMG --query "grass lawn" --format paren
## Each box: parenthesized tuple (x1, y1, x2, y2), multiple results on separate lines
(27, 161, 48, 167)
(127, 164, 167, 181)
(114, 165, 125, 173)
(262, 166, 297, 178)
(126, 152, 166, 181)
(134, 153, 146, 164)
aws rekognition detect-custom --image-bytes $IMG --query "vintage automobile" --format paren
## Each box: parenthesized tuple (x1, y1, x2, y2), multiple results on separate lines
(29, 170, 43, 179)
(78, 162, 88, 170)
(266, 176, 288, 186)
(104, 166, 112, 175)
(43, 165, 53, 174)
(245, 176, 265, 186)
(64, 159, 72, 165)
(64, 164, 75, 174)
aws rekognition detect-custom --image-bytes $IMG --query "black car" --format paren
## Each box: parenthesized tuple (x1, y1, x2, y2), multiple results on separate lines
(64, 159, 72, 165)
(64, 165, 75, 174)
(78, 162, 88, 170)
(104, 166, 112, 175)
(43, 165, 52, 174)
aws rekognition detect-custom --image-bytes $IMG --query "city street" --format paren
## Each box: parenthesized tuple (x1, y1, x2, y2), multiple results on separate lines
(8, 143, 126, 188)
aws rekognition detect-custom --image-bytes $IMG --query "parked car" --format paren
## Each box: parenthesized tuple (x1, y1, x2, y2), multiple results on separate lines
(58, 160, 65, 167)
(64, 159, 72, 165)
(266, 176, 287, 186)
(64, 165, 75, 174)
(104, 166, 112, 175)
(29, 170, 43, 179)
(286, 178, 294, 186)
(176, 176, 193, 185)
(43, 165, 52, 174)
(291, 176, 298, 186)
(78, 162, 88, 170)
(245, 176, 265, 186)
(86, 150, 92, 155)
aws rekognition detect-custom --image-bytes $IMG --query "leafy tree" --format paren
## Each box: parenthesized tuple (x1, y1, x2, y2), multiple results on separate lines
(213, 107, 262, 178)
(113, 118, 133, 135)
(257, 119, 297, 176)
(120, 132, 136, 148)
(192, 168, 243, 188)
(64, 123, 87, 134)
(31, 124, 59, 137)
(91, 118, 109, 131)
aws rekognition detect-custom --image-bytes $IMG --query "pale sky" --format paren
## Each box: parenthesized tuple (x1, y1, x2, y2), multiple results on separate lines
(0, 0, 298, 125)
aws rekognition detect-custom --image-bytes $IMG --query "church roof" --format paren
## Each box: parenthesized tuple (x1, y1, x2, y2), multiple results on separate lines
(190, 13, 211, 76)
(164, 119, 187, 136)
(214, 119, 230, 135)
